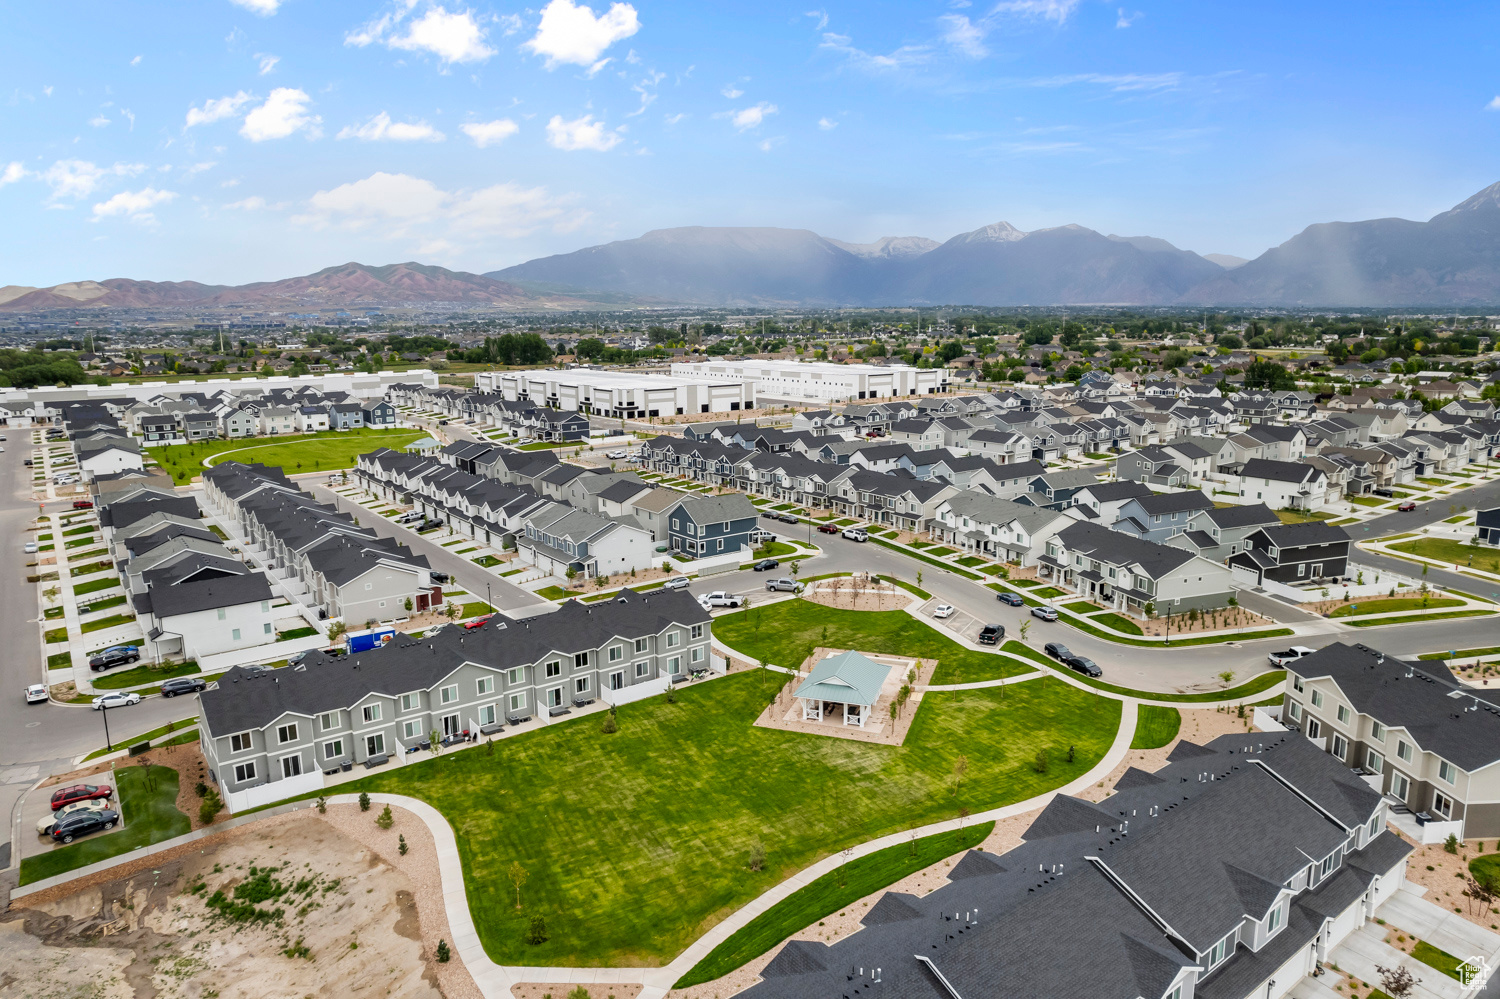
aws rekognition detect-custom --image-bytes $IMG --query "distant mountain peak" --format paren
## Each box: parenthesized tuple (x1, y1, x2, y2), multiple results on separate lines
(1203, 253, 1250, 270)
(1442, 180, 1500, 215)
(949, 221, 1028, 245)
(826, 235, 940, 259)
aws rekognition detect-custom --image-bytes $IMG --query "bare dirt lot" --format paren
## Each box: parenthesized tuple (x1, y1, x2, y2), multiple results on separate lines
(2, 808, 465, 999)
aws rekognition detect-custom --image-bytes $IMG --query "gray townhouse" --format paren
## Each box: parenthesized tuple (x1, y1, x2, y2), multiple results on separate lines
(1283, 641, 1500, 838)
(518, 502, 656, 577)
(1229, 522, 1351, 587)
(1069, 480, 1152, 524)
(1038, 519, 1236, 616)
(1110, 489, 1216, 544)
(930, 490, 1075, 565)
(1164, 503, 1280, 563)
(199, 589, 714, 795)
(666, 493, 759, 558)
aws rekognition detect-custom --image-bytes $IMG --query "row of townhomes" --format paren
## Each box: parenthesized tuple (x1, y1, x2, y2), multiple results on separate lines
(354, 440, 760, 577)
(740, 715, 1412, 999)
(198, 588, 713, 794)
(90, 471, 284, 663)
(202, 462, 439, 626)
(385, 383, 592, 441)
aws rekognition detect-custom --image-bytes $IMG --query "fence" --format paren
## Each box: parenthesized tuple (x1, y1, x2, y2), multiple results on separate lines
(223, 769, 325, 814)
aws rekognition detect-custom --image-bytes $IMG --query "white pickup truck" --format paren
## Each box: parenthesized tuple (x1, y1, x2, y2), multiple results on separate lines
(1267, 646, 1317, 667)
(698, 591, 744, 608)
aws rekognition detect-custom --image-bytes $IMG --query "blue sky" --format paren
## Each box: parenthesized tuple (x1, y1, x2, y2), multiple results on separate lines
(4, 0, 1500, 286)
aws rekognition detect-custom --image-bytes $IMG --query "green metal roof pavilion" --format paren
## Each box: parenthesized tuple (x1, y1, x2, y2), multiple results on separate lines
(793, 650, 891, 708)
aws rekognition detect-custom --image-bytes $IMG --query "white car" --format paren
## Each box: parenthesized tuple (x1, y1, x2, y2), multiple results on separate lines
(1267, 646, 1317, 667)
(605, 450, 627, 460)
(92, 692, 142, 710)
(37, 798, 109, 835)
(841, 527, 868, 542)
(24, 542, 37, 553)
(662, 576, 691, 590)
(24, 683, 47, 704)
(698, 591, 744, 608)
(933, 604, 956, 619)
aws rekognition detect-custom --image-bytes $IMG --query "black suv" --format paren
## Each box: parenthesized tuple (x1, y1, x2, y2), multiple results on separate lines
(89, 647, 140, 672)
(161, 677, 207, 697)
(977, 623, 1004, 645)
(1063, 654, 1103, 678)
(51, 807, 119, 843)
(1043, 642, 1072, 662)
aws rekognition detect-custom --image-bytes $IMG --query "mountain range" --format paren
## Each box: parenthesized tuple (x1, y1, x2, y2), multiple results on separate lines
(11, 183, 1500, 311)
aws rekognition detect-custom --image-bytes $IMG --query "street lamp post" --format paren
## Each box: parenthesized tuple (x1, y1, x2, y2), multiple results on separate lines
(100, 703, 113, 753)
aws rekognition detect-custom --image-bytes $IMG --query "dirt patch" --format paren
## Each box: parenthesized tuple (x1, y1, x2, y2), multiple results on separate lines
(800, 577, 912, 613)
(509, 986, 643, 999)
(1400, 838, 1500, 933)
(4, 808, 466, 999)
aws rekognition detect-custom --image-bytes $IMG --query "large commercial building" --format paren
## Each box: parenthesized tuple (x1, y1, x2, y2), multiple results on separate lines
(475, 368, 755, 417)
(671, 359, 949, 403)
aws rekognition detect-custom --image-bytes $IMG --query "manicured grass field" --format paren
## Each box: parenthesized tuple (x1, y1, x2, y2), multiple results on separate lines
(276, 626, 319, 640)
(1032, 586, 1067, 599)
(91, 660, 201, 690)
(1130, 706, 1181, 749)
(20, 765, 191, 885)
(1091, 611, 1144, 635)
(78, 594, 127, 613)
(73, 577, 121, 596)
(715, 600, 1035, 686)
(473, 555, 504, 567)
(146, 427, 424, 485)
(459, 601, 496, 618)
(1411, 939, 1472, 981)
(676, 821, 995, 987)
(43, 627, 68, 644)
(1329, 597, 1462, 617)
(1422, 645, 1500, 660)
(82, 716, 197, 762)
(1390, 537, 1500, 574)
(346, 668, 1119, 967)
(46, 651, 72, 669)
(1274, 509, 1336, 524)
(70, 560, 114, 577)
(1351, 610, 1493, 628)
(80, 613, 136, 634)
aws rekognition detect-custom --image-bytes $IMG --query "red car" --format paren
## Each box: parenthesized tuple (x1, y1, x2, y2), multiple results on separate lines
(72, 500, 94, 509)
(817, 523, 840, 534)
(50, 783, 113, 810)
(1398, 501, 1417, 512)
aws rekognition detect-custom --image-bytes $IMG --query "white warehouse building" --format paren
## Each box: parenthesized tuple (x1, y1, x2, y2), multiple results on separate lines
(475, 368, 755, 417)
(671, 359, 949, 403)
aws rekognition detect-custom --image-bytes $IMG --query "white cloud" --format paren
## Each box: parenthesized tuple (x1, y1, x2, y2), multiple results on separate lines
(230, 0, 281, 14)
(663, 112, 687, 125)
(991, 0, 1080, 22)
(91, 186, 175, 223)
(337, 111, 444, 141)
(819, 32, 930, 71)
(805, 9, 828, 30)
(256, 52, 280, 74)
(185, 91, 255, 128)
(226, 195, 268, 210)
(240, 88, 321, 141)
(89, 115, 111, 128)
(130, 55, 143, 66)
(721, 85, 743, 99)
(817, 116, 838, 130)
(718, 102, 778, 131)
(183, 161, 218, 177)
(1487, 96, 1500, 111)
(1116, 8, 1142, 27)
(0, 162, 27, 187)
(628, 69, 664, 116)
(1026, 71, 1182, 91)
(524, 0, 640, 69)
(347, 3, 496, 65)
(939, 13, 987, 57)
(294, 170, 583, 243)
(121, 108, 135, 130)
(461, 118, 520, 147)
(758, 136, 785, 152)
(42, 160, 144, 200)
(545, 113, 623, 151)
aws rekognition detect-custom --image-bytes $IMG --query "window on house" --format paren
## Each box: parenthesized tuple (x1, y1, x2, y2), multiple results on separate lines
(232, 628, 242, 641)
(575, 652, 590, 668)
(402, 720, 423, 740)
(401, 693, 419, 711)
(440, 685, 459, 704)
(261, 600, 270, 613)
(609, 646, 623, 662)
(281, 755, 302, 779)
(264, 622, 273, 634)
(1337, 705, 1351, 725)
(635, 638, 649, 653)
(636, 661, 649, 677)
(507, 667, 523, 684)
(1288, 700, 1302, 721)
(668, 656, 680, 675)
(691, 647, 704, 663)
(217, 608, 227, 620)
(1439, 760, 1458, 784)
(1206, 932, 1232, 968)
(477, 676, 494, 695)
(546, 660, 561, 678)
(1367, 749, 1384, 772)
(1397, 740, 1413, 763)
(667, 632, 680, 648)
(1310, 690, 1324, 708)
(691, 624, 704, 639)
(1331, 734, 1348, 760)
(277, 723, 298, 744)
(1307, 718, 1321, 739)
(322, 739, 344, 760)
(366, 733, 385, 756)
(234, 761, 257, 783)
(319, 712, 338, 731)
(230, 732, 253, 753)
(509, 693, 525, 711)
(1371, 721, 1385, 742)
(362, 704, 382, 723)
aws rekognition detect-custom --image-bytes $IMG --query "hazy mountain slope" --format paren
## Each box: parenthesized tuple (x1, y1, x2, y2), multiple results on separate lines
(825, 235, 940, 259)
(1182, 182, 1500, 305)
(1203, 253, 1249, 269)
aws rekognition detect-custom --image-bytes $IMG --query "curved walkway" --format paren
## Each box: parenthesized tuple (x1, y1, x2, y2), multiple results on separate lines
(319, 700, 1139, 999)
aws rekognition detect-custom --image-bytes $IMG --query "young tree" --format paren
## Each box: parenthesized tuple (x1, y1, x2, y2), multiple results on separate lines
(376, 804, 394, 829)
(359, 791, 371, 812)
(430, 728, 442, 754)
(1018, 619, 1031, 644)
(509, 861, 528, 909)
(1218, 670, 1236, 687)
(952, 754, 969, 796)
(1376, 964, 1420, 999)
(436, 939, 451, 963)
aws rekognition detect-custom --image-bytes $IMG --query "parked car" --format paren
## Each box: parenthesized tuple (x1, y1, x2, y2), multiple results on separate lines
(429, 571, 450, 583)
(22, 458, 32, 466)
(89, 646, 140, 672)
(1064, 655, 1103, 678)
(778, 513, 800, 524)
(761, 511, 778, 519)
(995, 591, 1024, 607)
(1267, 646, 1318, 667)
(841, 527, 868, 542)
(1044, 642, 1073, 661)
(1031, 605, 1059, 622)
(91, 692, 142, 710)
(161, 676, 208, 697)
(749, 529, 776, 544)
(933, 604, 955, 618)
(698, 591, 743, 608)
(50, 783, 113, 810)
(752, 558, 780, 572)
(1398, 501, 1417, 512)
(816, 523, 840, 534)
(23, 541, 37, 554)
(605, 450, 627, 459)
(766, 578, 803, 593)
(51, 807, 119, 843)
(24, 683, 47, 704)
(977, 623, 1004, 645)
(37, 798, 111, 836)
(1373, 487, 1394, 498)
(72, 500, 94, 509)
(662, 575, 691, 590)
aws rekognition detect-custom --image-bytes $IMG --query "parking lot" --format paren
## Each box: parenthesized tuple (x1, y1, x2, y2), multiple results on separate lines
(20, 766, 126, 863)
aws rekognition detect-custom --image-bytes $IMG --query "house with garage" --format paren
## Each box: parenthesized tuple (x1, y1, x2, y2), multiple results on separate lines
(1109, 489, 1216, 544)
(1164, 503, 1281, 563)
(327, 402, 365, 430)
(518, 503, 655, 579)
(1038, 519, 1236, 617)
(258, 407, 297, 435)
(76, 434, 144, 480)
(665, 493, 759, 559)
(132, 559, 278, 663)
(360, 399, 398, 427)
(1114, 443, 1201, 488)
(1068, 480, 1152, 525)
(199, 590, 714, 799)
(219, 408, 258, 438)
(1225, 458, 1333, 511)
(930, 490, 1075, 565)
(1228, 522, 1351, 587)
(297, 407, 330, 433)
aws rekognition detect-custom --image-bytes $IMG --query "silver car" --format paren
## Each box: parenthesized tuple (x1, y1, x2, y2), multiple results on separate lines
(765, 578, 803, 593)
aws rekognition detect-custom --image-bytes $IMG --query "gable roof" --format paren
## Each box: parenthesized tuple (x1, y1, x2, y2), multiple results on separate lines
(793, 650, 891, 707)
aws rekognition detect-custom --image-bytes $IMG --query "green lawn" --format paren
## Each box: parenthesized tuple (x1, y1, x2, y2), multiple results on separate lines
(460, 601, 496, 618)
(82, 716, 198, 762)
(91, 660, 201, 690)
(80, 613, 137, 634)
(46, 651, 72, 670)
(145, 428, 425, 485)
(751, 541, 798, 560)
(1351, 610, 1493, 628)
(20, 765, 191, 885)
(1274, 509, 1336, 524)
(63, 535, 99, 549)
(1062, 601, 1100, 613)
(77, 594, 127, 613)
(70, 560, 114, 577)
(715, 600, 1035, 686)
(343, 668, 1119, 967)
(1389, 537, 1500, 574)
(1422, 645, 1500, 660)
(1411, 939, 1473, 981)
(1091, 612, 1144, 635)
(534, 586, 573, 600)
(43, 627, 68, 644)
(1131, 706, 1181, 749)
(1329, 597, 1463, 617)
(276, 626, 319, 640)
(473, 555, 505, 567)
(1033, 587, 1067, 599)
(677, 821, 995, 987)
(73, 576, 122, 596)
(1350, 496, 1389, 507)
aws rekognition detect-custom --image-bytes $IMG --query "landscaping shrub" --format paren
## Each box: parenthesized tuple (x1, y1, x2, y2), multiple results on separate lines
(359, 791, 370, 811)
(527, 916, 548, 945)
(376, 804, 394, 829)
(436, 939, 451, 963)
